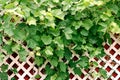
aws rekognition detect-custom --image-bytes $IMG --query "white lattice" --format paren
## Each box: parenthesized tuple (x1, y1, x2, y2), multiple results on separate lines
(0, 34, 120, 80)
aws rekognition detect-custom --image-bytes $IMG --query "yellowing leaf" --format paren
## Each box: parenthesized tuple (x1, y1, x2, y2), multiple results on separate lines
(109, 22, 120, 34)
(27, 17, 36, 25)
(51, 9, 66, 20)
(45, 46, 53, 55)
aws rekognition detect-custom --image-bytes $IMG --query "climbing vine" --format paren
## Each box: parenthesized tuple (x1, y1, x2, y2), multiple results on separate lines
(0, 0, 120, 80)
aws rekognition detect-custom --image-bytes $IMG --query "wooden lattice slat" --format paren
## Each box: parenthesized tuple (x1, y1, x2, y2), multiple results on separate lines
(0, 34, 120, 80)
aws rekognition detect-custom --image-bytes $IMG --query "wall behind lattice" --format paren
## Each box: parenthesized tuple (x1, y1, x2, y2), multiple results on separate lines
(0, 34, 120, 80)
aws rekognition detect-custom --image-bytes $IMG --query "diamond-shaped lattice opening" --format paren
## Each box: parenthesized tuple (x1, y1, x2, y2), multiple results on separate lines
(14, 75, 19, 80)
(112, 72, 118, 78)
(100, 61, 105, 66)
(96, 78, 101, 80)
(104, 55, 110, 60)
(94, 57, 99, 61)
(114, 34, 119, 39)
(6, 58, 12, 64)
(106, 66, 111, 72)
(111, 38, 115, 43)
(114, 43, 120, 49)
(62, 57, 67, 62)
(29, 57, 34, 63)
(18, 69, 24, 75)
(107, 78, 112, 80)
(24, 75, 30, 80)
(18, 59, 22, 64)
(110, 60, 116, 66)
(24, 63, 30, 69)
(117, 66, 120, 72)
(109, 49, 115, 55)
(28, 48, 33, 51)
(73, 56, 78, 61)
(116, 54, 120, 61)
(12, 52, 18, 58)
(104, 44, 110, 50)
(12, 63, 18, 68)
(95, 67, 99, 72)
(80, 73, 85, 79)
(4, 36, 10, 40)
(85, 69, 90, 73)
(7, 70, 13, 76)
(46, 62, 51, 67)
(69, 73, 74, 79)
(118, 78, 120, 80)
(29, 68, 35, 75)
(86, 78, 90, 80)
(41, 68, 45, 74)
(22, 41, 27, 46)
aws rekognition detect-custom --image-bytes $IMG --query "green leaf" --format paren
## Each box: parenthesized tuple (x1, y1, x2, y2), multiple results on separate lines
(0, 53, 4, 63)
(35, 74, 41, 79)
(3, 44, 13, 54)
(54, 37, 64, 50)
(72, 21, 82, 30)
(53, 0, 59, 3)
(55, 50, 64, 58)
(64, 27, 73, 39)
(82, 19, 93, 30)
(92, 61, 98, 67)
(0, 72, 8, 80)
(45, 65, 55, 75)
(50, 74, 57, 80)
(51, 9, 66, 20)
(0, 33, 2, 45)
(12, 44, 20, 52)
(50, 28, 60, 36)
(98, 22, 108, 33)
(13, 29, 27, 40)
(80, 29, 89, 36)
(27, 17, 36, 25)
(0, 0, 7, 4)
(64, 48, 72, 60)
(50, 57, 58, 67)
(35, 57, 44, 66)
(59, 72, 68, 80)
(27, 39, 38, 48)
(73, 67, 82, 75)
(11, 68, 17, 74)
(45, 46, 53, 56)
(1, 64, 8, 72)
(109, 4, 119, 14)
(4, 2, 16, 9)
(104, 33, 112, 44)
(78, 56, 89, 68)
(64, 27, 73, 34)
(4, 25, 14, 36)
(11, 77, 16, 80)
(59, 62, 66, 72)
(78, 60, 88, 68)
(90, 48, 102, 58)
(41, 35, 52, 45)
(19, 50, 28, 61)
(56, 77, 62, 80)
(99, 68, 107, 78)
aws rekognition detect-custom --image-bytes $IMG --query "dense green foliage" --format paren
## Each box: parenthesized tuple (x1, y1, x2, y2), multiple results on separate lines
(0, 0, 120, 79)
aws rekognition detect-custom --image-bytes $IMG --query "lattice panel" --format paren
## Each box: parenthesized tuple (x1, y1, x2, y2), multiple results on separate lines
(0, 34, 120, 80)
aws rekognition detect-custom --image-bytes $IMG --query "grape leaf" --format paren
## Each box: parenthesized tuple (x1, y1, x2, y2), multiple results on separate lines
(41, 35, 52, 45)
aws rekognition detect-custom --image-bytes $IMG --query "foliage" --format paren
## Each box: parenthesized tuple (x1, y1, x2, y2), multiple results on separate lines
(0, 64, 8, 80)
(0, 0, 120, 79)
